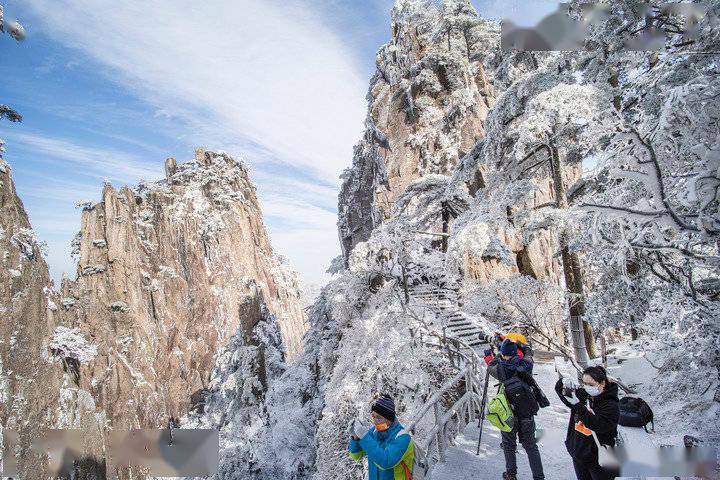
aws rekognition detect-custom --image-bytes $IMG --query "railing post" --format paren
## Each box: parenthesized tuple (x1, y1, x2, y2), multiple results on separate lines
(434, 402, 446, 463)
(443, 326, 454, 368)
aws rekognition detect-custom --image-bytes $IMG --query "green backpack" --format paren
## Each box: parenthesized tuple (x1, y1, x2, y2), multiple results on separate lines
(487, 384, 514, 432)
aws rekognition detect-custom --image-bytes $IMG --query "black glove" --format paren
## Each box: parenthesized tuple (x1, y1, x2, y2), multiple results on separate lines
(533, 384, 551, 408)
(576, 387, 590, 405)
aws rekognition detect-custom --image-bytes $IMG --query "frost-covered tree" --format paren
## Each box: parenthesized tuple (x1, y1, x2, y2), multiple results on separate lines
(349, 175, 454, 302)
(438, 0, 484, 57)
(497, 81, 621, 363)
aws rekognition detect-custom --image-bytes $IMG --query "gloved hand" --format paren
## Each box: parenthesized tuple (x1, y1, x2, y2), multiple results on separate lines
(575, 387, 590, 405)
(567, 390, 580, 405)
(483, 349, 494, 365)
(352, 419, 372, 440)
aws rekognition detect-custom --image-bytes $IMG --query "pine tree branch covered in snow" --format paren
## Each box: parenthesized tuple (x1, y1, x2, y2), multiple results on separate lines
(48, 326, 98, 363)
(66, 2, 720, 479)
(452, 0, 720, 432)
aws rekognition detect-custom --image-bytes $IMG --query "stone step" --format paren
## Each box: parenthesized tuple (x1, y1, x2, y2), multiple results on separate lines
(456, 330, 483, 338)
(447, 319, 471, 326)
(446, 318, 467, 324)
(410, 293, 458, 302)
(466, 338, 485, 347)
(410, 294, 455, 299)
(450, 326, 481, 334)
(451, 330, 483, 338)
(409, 286, 456, 291)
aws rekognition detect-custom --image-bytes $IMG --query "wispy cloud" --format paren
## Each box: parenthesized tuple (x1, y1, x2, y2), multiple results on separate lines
(10, 0, 371, 286)
(20, 0, 368, 185)
(2, 130, 161, 183)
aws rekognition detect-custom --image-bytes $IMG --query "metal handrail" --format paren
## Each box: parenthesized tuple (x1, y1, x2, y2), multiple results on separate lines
(406, 328, 488, 477)
(406, 278, 491, 477)
(406, 367, 470, 433)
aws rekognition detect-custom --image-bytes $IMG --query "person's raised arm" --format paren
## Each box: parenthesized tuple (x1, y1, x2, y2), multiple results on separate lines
(358, 430, 411, 470)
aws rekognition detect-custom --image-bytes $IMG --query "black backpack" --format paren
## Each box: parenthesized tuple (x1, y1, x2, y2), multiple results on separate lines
(618, 396, 654, 432)
(500, 369, 540, 418)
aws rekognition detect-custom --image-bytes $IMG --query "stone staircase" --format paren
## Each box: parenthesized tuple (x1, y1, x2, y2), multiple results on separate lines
(408, 283, 487, 348)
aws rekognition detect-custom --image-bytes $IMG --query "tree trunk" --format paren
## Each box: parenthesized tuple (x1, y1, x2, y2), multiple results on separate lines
(608, 66, 621, 111)
(441, 201, 450, 253)
(549, 142, 597, 365)
(401, 264, 410, 304)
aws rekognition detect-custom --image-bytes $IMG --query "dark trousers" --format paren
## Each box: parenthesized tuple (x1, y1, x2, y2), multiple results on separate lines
(500, 417, 545, 480)
(572, 458, 616, 480)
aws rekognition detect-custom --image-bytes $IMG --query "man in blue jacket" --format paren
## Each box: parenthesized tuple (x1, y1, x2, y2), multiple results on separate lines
(348, 394, 415, 480)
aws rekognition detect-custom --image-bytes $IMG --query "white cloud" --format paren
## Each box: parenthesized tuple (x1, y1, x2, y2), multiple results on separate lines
(3, 130, 161, 183)
(16, 0, 370, 286)
(269, 225, 340, 286)
(22, 0, 368, 185)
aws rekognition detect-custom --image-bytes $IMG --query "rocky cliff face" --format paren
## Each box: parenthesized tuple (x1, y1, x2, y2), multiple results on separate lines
(335, 0, 606, 346)
(0, 158, 64, 478)
(335, 0, 572, 321)
(337, 0, 499, 261)
(57, 149, 307, 430)
(0, 149, 308, 476)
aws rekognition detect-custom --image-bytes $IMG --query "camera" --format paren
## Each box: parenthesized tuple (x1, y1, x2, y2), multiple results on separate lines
(479, 332, 503, 348)
(560, 377, 579, 399)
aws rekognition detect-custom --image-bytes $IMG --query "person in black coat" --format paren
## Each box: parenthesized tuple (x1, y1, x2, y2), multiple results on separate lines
(555, 365, 620, 480)
(487, 340, 546, 480)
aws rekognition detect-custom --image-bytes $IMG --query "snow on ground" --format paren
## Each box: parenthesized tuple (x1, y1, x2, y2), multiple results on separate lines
(433, 360, 575, 479)
(432, 350, 693, 479)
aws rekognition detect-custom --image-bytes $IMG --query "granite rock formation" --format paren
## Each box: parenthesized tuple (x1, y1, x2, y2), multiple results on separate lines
(337, 0, 499, 261)
(0, 149, 308, 477)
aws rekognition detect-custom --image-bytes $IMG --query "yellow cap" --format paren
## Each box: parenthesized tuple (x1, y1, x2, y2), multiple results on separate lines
(505, 332, 528, 345)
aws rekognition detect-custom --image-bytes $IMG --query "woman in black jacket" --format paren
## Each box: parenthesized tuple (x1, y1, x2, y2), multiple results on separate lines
(555, 365, 620, 480)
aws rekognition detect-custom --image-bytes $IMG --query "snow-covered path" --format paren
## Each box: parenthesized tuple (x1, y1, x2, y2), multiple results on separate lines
(431, 353, 675, 479)
(432, 360, 575, 479)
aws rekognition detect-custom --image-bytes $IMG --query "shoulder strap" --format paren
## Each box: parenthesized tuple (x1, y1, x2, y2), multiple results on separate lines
(518, 369, 536, 386)
(401, 460, 412, 480)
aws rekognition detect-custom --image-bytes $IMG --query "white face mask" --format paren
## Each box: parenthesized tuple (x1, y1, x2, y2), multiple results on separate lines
(584, 386, 601, 397)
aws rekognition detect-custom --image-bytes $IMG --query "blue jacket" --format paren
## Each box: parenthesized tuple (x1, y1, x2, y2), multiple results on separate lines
(500, 354, 533, 376)
(348, 420, 415, 480)
(488, 353, 534, 381)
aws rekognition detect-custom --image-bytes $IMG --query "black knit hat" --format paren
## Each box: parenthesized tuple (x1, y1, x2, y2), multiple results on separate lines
(371, 394, 396, 422)
(500, 339, 518, 357)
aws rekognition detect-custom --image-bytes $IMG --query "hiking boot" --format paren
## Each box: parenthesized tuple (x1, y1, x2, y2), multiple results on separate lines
(502, 473, 517, 480)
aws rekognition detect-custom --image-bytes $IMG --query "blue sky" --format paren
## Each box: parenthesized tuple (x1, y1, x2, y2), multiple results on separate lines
(0, 0, 559, 288)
